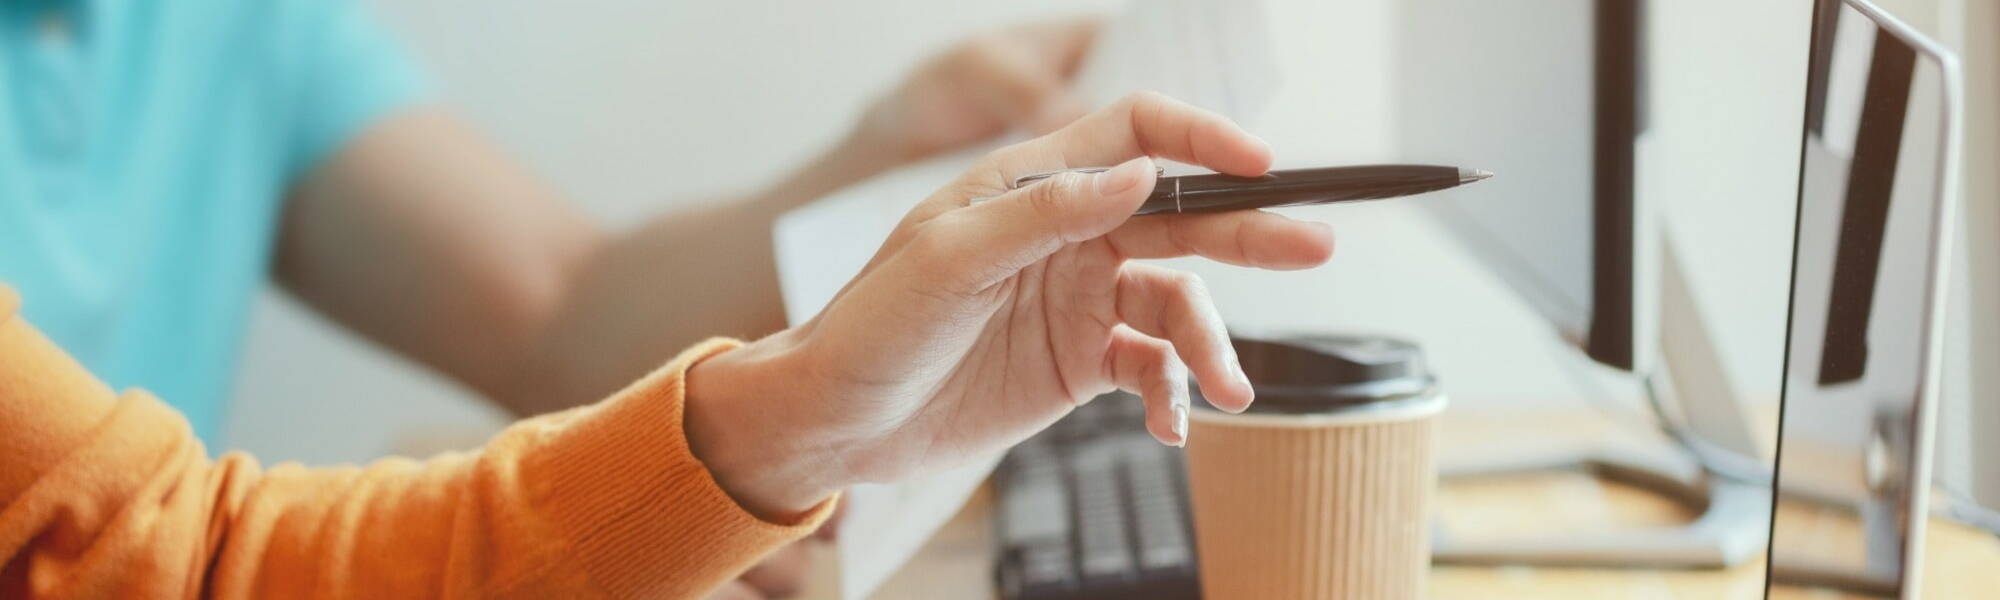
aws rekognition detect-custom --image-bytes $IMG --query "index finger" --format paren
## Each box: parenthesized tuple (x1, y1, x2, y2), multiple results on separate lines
(983, 91, 1274, 190)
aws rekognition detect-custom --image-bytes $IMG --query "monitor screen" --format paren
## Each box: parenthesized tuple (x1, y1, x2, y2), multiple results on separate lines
(1394, 0, 1642, 370)
(1768, 0, 1957, 594)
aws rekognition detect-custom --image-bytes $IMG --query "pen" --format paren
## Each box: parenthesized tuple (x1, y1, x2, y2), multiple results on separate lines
(1012, 164, 1493, 215)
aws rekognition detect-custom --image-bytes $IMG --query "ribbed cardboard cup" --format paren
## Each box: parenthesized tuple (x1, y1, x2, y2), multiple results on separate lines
(1184, 394, 1445, 599)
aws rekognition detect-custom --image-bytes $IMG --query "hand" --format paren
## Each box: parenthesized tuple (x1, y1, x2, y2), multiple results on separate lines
(856, 17, 1101, 163)
(687, 92, 1336, 517)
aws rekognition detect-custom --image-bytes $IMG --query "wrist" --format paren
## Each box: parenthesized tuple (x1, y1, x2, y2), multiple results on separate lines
(683, 336, 841, 519)
(744, 120, 907, 216)
(839, 110, 917, 175)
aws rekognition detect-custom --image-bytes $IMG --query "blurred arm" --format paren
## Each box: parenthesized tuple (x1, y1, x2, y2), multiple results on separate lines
(0, 287, 833, 597)
(274, 107, 900, 415)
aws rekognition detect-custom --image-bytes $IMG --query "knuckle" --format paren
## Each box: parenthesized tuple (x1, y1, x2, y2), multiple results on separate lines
(1162, 361, 1189, 386)
(1121, 91, 1173, 152)
(1167, 269, 1209, 300)
(1022, 181, 1062, 218)
(1047, 170, 1092, 195)
(1164, 218, 1198, 254)
(905, 224, 960, 270)
(1123, 89, 1168, 108)
(1144, 338, 1175, 366)
(980, 143, 1033, 179)
(1024, 173, 1083, 225)
(1144, 360, 1168, 390)
(993, 138, 1037, 159)
(941, 178, 996, 205)
(1232, 218, 1258, 262)
(1162, 272, 1216, 327)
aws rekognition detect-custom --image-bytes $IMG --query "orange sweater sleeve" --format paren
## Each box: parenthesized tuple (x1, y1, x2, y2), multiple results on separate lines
(0, 286, 834, 598)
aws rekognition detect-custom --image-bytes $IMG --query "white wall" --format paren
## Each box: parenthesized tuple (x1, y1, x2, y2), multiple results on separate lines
(1950, 0, 2000, 516)
(226, 0, 1812, 465)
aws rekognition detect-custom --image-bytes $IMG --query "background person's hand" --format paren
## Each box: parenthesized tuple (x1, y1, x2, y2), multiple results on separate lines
(699, 494, 845, 600)
(686, 92, 1337, 518)
(700, 527, 822, 599)
(856, 17, 1101, 163)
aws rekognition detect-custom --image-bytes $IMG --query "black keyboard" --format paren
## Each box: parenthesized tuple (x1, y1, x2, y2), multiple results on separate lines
(992, 392, 1201, 600)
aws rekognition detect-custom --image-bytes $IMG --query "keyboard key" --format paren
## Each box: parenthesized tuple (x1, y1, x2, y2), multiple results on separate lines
(993, 394, 1202, 600)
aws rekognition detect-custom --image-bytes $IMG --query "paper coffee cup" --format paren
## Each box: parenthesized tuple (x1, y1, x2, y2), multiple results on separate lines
(1184, 376, 1445, 599)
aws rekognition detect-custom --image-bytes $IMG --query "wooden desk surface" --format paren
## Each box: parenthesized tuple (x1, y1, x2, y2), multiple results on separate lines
(1764, 499, 2000, 599)
(796, 409, 2000, 599)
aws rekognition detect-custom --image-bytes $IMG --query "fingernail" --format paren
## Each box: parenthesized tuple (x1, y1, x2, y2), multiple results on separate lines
(1171, 403, 1189, 446)
(1094, 156, 1152, 196)
(1230, 358, 1254, 413)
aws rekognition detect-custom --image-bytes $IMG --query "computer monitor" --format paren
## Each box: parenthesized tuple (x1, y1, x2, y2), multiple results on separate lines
(1398, 1, 1800, 481)
(1395, 0, 1780, 569)
(1394, 0, 1651, 373)
(1767, 0, 1962, 595)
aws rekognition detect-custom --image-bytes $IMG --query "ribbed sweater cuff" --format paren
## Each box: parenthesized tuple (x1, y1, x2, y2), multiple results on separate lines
(523, 338, 836, 598)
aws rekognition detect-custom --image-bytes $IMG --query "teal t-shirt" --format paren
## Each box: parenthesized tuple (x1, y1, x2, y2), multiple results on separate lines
(0, 0, 425, 443)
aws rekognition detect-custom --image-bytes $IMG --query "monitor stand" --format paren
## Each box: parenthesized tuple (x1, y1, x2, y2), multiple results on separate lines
(1431, 243, 1771, 569)
(1431, 439, 1769, 568)
(1767, 407, 1919, 594)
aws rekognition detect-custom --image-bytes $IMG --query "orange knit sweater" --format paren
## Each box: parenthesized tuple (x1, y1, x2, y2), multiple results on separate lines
(0, 285, 834, 598)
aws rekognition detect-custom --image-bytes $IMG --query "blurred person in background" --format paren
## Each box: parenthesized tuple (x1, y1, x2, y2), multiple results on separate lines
(0, 1, 1337, 598)
(3, 1, 1096, 597)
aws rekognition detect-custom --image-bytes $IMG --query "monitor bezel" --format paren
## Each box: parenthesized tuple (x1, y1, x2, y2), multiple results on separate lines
(1767, 0, 1964, 596)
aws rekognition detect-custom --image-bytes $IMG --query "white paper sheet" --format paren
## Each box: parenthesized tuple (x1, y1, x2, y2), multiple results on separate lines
(772, 1, 1276, 597)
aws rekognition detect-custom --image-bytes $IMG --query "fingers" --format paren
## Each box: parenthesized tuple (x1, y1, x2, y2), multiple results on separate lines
(1035, 16, 1103, 75)
(985, 91, 1274, 187)
(899, 91, 1271, 246)
(1103, 210, 1335, 270)
(954, 39, 1070, 133)
(1023, 17, 1101, 134)
(1107, 327, 1191, 446)
(1114, 263, 1254, 413)
(907, 156, 1156, 295)
(974, 17, 1100, 135)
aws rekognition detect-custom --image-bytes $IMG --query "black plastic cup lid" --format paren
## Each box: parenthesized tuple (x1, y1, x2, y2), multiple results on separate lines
(1193, 334, 1439, 415)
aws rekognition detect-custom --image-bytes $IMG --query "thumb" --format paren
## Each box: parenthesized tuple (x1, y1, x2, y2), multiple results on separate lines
(917, 156, 1156, 294)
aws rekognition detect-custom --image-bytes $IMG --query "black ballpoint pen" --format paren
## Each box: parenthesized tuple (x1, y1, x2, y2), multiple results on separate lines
(1012, 164, 1493, 215)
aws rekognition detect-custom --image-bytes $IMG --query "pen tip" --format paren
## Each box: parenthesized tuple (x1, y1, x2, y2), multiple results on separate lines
(1459, 168, 1494, 184)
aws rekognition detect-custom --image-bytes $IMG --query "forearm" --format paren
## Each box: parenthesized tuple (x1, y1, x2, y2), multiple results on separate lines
(0, 291, 830, 598)
(277, 110, 903, 417)
(743, 124, 911, 217)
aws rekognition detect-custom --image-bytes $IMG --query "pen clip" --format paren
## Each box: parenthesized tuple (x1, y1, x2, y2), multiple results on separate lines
(1010, 165, 1165, 190)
